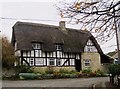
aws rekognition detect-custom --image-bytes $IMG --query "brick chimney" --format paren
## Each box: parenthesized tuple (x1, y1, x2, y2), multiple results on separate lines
(59, 21, 66, 31)
(59, 11, 66, 31)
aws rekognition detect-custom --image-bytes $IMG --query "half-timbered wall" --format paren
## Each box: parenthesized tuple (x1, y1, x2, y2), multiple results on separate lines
(19, 43, 81, 67)
(84, 39, 97, 52)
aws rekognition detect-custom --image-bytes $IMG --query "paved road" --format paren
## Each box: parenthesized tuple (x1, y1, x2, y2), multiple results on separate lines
(2, 77, 109, 88)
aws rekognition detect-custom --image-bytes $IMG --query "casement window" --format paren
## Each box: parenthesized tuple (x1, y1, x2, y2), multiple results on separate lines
(85, 46, 97, 52)
(87, 46, 92, 52)
(32, 43, 41, 49)
(56, 59, 61, 66)
(70, 59, 75, 65)
(87, 39, 93, 46)
(35, 58, 44, 65)
(55, 44, 62, 51)
(84, 59, 91, 67)
(30, 58, 34, 66)
(49, 59, 55, 66)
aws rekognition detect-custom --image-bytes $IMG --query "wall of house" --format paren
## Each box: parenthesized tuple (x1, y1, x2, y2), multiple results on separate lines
(100, 63, 110, 73)
(33, 66, 75, 73)
(81, 52, 101, 72)
(16, 48, 81, 67)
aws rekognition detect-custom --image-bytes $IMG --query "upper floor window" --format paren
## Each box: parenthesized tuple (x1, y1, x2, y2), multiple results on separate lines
(84, 39, 97, 52)
(55, 44, 62, 51)
(32, 43, 41, 49)
(87, 39, 94, 46)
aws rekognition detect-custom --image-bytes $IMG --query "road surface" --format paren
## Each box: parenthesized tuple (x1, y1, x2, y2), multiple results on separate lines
(2, 77, 109, 88)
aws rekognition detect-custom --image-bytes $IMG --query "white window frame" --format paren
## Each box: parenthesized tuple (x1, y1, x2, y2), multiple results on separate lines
(87, 39, 93, 46)
(35, 58, 44, 66)
(30, 58, 34, 66)
(55, 44, 62, 51)
(49, 58, 55, 66)
(56, 59, 61, 66)
(32, 43, 41, 49)
(84, 59, 91, 67)
(87, 46, 92, 52)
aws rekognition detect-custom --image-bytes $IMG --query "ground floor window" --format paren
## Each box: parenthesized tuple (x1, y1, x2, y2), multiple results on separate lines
(30, 58, 34, 66)
(49, 58, 55, 66)
(22, 57, 75, 66)
(56, 59, 61, 66)
(84, 59, 91, 67)
(35, 58, 44, 66)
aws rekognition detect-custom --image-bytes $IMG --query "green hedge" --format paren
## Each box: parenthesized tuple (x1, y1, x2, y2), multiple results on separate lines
(108, 64, 120, 77)
(19, 73, 42, 80)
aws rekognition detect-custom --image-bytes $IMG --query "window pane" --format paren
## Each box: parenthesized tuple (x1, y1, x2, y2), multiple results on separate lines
(35, 58, 44, 65)
(49, 59, 55, 66)
(30, 59, 34, 66)
(32, 43, 41, 49)
(84, 59, 90, 67)
(56, 59, 61, 66)
(55, 44, 62, 50)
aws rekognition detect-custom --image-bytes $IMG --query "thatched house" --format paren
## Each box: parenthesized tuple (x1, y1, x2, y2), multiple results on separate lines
(11, 21, 111, 72)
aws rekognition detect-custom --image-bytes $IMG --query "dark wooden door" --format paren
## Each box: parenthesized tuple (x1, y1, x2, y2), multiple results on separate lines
(75, 59, 81, 72)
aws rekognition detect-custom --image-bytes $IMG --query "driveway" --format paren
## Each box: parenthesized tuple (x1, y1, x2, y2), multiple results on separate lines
(2, 77, 109, 88)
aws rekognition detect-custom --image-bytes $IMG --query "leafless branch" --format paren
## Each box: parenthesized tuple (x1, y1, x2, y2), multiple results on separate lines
(56, 0, 120, 44)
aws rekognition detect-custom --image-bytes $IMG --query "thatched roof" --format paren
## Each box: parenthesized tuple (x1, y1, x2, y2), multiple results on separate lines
(12, 21, 103, 53)
(11, 21, 113, 63)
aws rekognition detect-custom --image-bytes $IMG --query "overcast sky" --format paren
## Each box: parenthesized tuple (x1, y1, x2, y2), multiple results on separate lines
(0, 0, 117, 53)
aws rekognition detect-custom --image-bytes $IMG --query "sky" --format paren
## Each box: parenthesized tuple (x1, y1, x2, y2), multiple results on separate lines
(0, 0, 118, 54)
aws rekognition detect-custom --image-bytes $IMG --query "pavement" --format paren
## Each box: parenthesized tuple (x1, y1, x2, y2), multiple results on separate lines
(94, 81, 120, 89)
(2, 77, 120, 89)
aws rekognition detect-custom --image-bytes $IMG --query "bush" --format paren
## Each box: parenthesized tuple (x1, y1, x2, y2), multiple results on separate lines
(43, 74, 54, 79)
(59, 68, 69, 74)
(45, 66, 54, 74)
(2, 74, 18, 80)
(59, 68, 76, 74)
(82, 69, 92, 74)
(53, 71, 61, 78)
(19, 73, 42, 80)
(16, 65, 34, 73)
(108, 64, 120, 77)
(95, 69, 104, 77)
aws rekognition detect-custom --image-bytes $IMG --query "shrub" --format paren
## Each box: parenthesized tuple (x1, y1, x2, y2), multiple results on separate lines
(108, 64, 120, 77)
(82, 69, 92, 74)
(53, 71, 61, 78)
(59, 68, 75, 74)
(59, 68, 69, 74)
(75, 72, 82, 77)
(19, 73, 42, 80)
(43, 74, 54, 79)
(95, 69, 104, 77)
(69, 70, 77, 74)
(45, 66, 54, 74)
(16, 65, 34, 73)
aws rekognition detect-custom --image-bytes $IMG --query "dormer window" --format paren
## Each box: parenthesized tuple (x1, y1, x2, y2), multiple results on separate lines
(32, 43, 41, 49)
(55, 44, 62, 51)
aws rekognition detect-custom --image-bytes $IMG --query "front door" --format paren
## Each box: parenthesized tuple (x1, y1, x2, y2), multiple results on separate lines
(75, 59, 81, 72)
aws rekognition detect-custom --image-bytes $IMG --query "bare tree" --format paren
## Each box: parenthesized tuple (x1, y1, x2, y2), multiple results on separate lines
(56, 0, 120, 44)
(2, 36, 16, 68)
